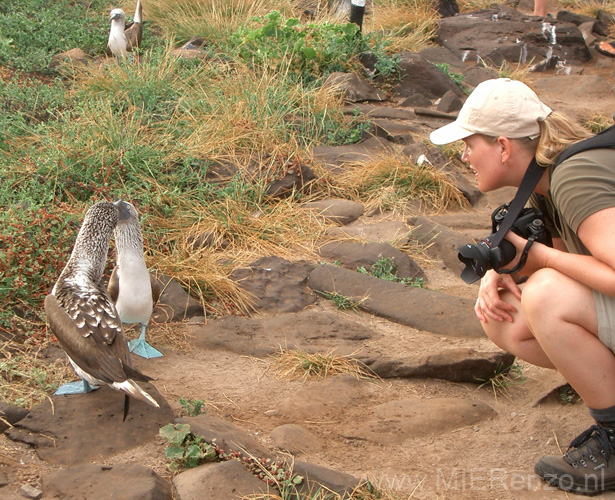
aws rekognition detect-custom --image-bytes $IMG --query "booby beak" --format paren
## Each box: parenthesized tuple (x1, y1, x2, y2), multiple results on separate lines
(109, 10, 123, 21)
(114, 200, 131, 221)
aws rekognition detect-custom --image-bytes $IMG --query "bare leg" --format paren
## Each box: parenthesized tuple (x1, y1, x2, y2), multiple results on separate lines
(533, 0, 548, 17)
(481, 289, 555, 369)
(522, 269, 615, 410)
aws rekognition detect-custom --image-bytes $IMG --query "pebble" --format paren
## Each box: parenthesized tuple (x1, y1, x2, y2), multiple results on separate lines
(264, 409, 280, 417)
(20, 484, 42, 499)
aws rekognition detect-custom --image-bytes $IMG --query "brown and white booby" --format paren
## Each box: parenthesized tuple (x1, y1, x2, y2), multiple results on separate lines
(46, 200, 159, 419)
(107, 0, 143, 59)
(107, 201, 162, 359)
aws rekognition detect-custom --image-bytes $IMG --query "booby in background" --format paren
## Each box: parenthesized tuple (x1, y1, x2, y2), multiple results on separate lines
(107, 0, 143, 59)
(47, 200, 159, 419)
(107, 200, 163, 359)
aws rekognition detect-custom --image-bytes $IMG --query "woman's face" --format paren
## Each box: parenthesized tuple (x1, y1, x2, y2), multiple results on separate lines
(460, 134, 506, 192)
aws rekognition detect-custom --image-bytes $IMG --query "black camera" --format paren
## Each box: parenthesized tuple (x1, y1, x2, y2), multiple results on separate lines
(457, 203, 552, 284)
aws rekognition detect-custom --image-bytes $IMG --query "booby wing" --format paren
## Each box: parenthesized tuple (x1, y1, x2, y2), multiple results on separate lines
(124, 0, 143, 51)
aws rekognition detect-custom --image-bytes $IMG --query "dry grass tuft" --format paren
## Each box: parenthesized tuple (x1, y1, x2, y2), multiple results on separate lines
(270, 347, 378, 381)
(370, 0, 439, 52)
(144, 0, 296, 45)
(147, 193, 330, 315)
(0, 343, 74, 409)
(584, 113, 614, 133)
(330, 151, 469, 216)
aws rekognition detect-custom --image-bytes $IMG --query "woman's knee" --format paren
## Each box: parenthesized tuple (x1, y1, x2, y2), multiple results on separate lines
(521, 268, 563, 320)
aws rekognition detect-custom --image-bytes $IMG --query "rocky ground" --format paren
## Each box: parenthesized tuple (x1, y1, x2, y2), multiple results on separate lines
(3, 0, 615, 499)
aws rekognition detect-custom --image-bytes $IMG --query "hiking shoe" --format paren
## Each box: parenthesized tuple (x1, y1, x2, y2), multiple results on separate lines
(535, 424, 615, 496)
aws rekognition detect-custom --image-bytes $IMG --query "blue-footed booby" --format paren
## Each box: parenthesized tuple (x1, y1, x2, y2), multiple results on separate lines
(108, 0, 143, 58)
(107, 201, 162, 359)
(46, 201, 159, 419)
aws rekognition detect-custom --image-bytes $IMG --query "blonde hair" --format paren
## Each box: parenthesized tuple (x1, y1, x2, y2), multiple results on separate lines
(534, 111, 593, 166)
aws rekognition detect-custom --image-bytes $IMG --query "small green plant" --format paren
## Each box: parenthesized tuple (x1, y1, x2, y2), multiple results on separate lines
(316, 290, 364, 310)
(357, 257, 424, 287)
(559, 384, 580, 404)
(434, 62, 468, 94)
(179, 397, 206, 416)
(159, 423, 218, 471)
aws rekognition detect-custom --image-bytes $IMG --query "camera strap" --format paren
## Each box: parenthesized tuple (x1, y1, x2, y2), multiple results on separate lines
(487, 158, 545, 249)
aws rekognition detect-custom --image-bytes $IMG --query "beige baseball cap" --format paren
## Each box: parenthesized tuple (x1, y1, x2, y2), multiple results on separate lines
(429, 78, 552, 145)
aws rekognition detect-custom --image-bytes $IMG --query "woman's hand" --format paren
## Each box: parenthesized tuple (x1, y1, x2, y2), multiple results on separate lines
(503, 231, 552, 274)
(475, 270, 522, 323)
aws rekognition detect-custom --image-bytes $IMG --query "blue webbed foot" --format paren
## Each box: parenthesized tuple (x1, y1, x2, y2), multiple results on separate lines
(128, 337, 163, 358)
(55, 379, 98, 395)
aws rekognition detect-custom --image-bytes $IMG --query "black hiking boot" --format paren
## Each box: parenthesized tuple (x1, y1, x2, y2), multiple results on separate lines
(535, 424, 615, 496)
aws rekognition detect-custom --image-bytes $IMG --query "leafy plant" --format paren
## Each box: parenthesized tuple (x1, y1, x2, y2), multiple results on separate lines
(159, 423, 218, 471)
(434, 62, 468, 94)
(559, 384, 580, 404)
(316, 290, 364, 310)
(179, 397, 206, 416)
(357, 257, 424, 287)
(229, 10, 400, 81)
(159, 423, 304, 488)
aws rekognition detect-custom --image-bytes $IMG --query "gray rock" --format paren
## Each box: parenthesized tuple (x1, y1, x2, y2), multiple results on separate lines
(387, 52, 465, 100)
(346, 104, 416, 120)
(0, 470, 7, 487)
(173, 460, 271, 500)
(0, 402, 29, 433)
(50, 48, 87, 71)
(363, 347, 516, 383)
(188, 310, 374, 358)
(400, 93, 432, 108)
(278, 374, 379, 420)
(353, 397, 496, 444)
(323, 72, 387, 102)
(370, 119, 417, 144)
(302, 198, 364, 225)
(266, 163, 316, 199)
(326, 220, 413, 245)
(462, 65, 499, 88)
(313, 136, 391, 173)
(308, 264, 483, 338)
(437, 7, 591, 66)
(153, 274, 204, 322)
(175, 415, 272, 461)
(318, 240, 424, 279)
(230, 256, 317, 314)
(19, 484, 41, 500)
(437, 90, 463, 113)
(43, 464, 172, 500)
(292, 460, 362, 497)
(6, 385, 174, 466)
(407, 215, 475, 273)
(270, 424, 322, 455)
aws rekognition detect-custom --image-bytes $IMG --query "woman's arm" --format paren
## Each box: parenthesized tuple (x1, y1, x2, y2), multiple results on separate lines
(508, 206, 615, 296)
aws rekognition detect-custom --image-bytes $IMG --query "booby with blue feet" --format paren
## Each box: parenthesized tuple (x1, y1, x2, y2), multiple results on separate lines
(107, 200, 163, 359)
(46, 200, 159, 419)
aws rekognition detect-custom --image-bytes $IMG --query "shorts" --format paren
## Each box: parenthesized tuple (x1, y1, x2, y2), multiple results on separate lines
(594, 289, 615, 353)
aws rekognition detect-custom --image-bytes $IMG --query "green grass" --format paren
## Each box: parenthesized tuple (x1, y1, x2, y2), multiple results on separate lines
(0, 0, 109, 73)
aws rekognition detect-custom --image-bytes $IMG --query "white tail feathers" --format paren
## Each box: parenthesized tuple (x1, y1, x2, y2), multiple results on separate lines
(134, 0, 142, 24)
(113, 379, 160, 408)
